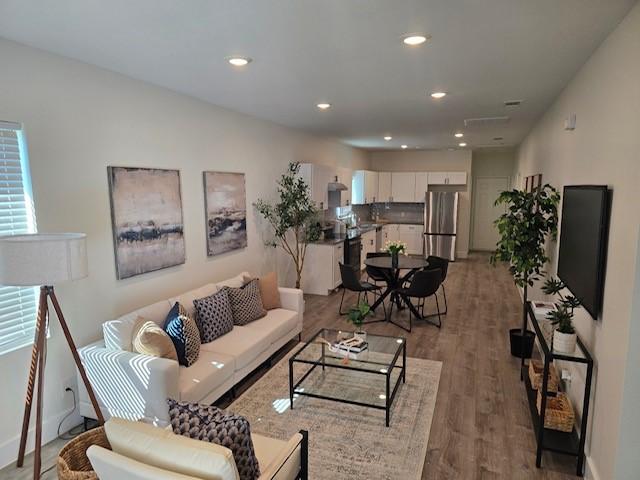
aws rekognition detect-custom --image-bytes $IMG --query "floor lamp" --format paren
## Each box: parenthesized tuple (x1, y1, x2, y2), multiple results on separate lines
(0, 233, 105, 480)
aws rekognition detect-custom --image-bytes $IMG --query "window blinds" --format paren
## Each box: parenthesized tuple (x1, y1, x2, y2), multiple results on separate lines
(0, 122, 38, 355)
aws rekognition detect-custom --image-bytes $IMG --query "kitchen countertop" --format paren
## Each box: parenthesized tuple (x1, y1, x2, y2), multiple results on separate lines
(308, 221, 423, 245)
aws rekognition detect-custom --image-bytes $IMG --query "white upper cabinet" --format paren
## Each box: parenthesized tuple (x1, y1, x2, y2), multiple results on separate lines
(391, 172, 416, 202)
(352, 170, 379, 204)
(378, 172, 392, 202)
(414, 172, 428, 202)
(299, 163, 330, 210)
(428, 171, 467, 186)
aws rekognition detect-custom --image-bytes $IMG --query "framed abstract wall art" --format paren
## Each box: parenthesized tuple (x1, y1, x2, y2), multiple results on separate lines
(108, 166, 185, 279)
(203, 171, 247, 256)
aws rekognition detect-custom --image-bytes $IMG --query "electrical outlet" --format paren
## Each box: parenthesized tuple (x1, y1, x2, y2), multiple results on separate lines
(63, 376, 76, 396)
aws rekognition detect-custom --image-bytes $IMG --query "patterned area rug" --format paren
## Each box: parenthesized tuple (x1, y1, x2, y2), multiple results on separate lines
(229, 345, 442, 480)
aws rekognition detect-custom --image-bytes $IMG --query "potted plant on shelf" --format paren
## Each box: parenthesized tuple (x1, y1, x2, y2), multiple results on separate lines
(347, 301, 371, 341)
(384, 240, 407, 268)
(542, 278, 580, 354)
(491, 184, 560, 364)
(254, 162, 320, 289)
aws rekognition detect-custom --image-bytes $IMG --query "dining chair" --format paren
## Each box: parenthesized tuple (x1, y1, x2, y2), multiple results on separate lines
(394, 268, 443, 330)
(426, 255, 450, 315)
(365, 252, 390, 287)
(338, 263, 386, 319)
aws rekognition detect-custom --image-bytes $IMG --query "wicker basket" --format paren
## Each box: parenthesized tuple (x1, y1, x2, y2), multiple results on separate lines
(528, 359, 559, 393)
(536, 391, 575, 432)
(57, 426, 111, 480)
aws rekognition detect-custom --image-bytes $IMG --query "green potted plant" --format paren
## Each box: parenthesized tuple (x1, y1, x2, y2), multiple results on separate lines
(384, 240, 407, 268)
(490, 184, 560, 360)
(542, 278, 580, 353)
(254, 162, 320, 289)
(347, 301, 371, 340)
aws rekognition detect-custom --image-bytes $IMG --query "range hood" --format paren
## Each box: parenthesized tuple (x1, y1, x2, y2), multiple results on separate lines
(328, 176, 348, 191)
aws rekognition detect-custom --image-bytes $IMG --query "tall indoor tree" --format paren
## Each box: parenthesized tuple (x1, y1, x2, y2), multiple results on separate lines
(254, 162, 320, 289)
(490, 184, 560, 373)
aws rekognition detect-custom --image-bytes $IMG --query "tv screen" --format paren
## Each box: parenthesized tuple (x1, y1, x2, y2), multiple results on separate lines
(557, 185, 610, 319)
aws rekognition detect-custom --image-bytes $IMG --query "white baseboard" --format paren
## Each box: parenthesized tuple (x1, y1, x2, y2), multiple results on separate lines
(0, 408, 82, 470)
(585, 455, 601, 480)
(456, 250, 469, 259)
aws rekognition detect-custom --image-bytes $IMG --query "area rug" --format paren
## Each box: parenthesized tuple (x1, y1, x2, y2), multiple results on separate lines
(229, 345, 442, 480)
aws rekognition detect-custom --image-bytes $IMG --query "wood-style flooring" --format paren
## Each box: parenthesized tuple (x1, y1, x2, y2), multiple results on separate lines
(0, 253, 575, 479)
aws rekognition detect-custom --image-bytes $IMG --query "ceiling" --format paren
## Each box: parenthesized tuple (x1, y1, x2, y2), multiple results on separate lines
(0, 0, 635, 151)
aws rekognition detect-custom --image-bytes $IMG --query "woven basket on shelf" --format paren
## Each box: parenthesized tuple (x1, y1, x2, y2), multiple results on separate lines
(536, 391, 575, 432)
(528, 359, 559, 393)
(57, 426, 111, 480)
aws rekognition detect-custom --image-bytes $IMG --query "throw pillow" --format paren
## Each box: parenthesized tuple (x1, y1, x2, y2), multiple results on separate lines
(167, 399, 260, 480)
(193, 289, 234, 343)
(163, 303, 201, 367)
(132, 316, 178, 361)
(224, 279, 267, 326)
(242, 272, 281, 310)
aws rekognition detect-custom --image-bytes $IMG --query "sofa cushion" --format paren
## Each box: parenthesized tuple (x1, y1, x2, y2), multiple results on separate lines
(179, 350, 235, 403)
(243, 272, 281, 310)
(241, 309, 298, 346)
(103, 418, 238, 480)
(223, 280, 267, 326)
(252, 433, 301, 480)
(132, 317, 178, 361)
(164, 303, 201, 367)
(194, 289, 235, 343)
(167, 400, 260, 480)
(200, 326, 271, 370)
(169, 283, 218, 319)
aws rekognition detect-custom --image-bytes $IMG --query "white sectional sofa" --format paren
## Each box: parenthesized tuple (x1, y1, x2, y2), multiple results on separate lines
(77, 272, 304, 424)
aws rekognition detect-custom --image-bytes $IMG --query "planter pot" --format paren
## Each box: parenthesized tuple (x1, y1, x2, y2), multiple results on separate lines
(509, 328, 536, 358)
(354, 330, 367, 342)
(391, 251, 399, 268)
(553, 330, 577, 354)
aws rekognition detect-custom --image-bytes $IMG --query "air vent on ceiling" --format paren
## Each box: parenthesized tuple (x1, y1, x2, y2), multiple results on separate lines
(464, 116, 510, 127)
(493, 137, 504, 141)
(504, 100, 523, 107)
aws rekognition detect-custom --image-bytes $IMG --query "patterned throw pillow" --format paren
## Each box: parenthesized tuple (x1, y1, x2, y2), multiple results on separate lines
(167, 399, 260, 480)
(193, 289, 234, 343)
(163, 303, 201, 367)
(224, 279, 267, 326)
(132, 316, 178, 361)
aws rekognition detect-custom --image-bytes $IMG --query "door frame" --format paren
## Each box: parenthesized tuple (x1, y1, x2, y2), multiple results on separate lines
(470, 176, 510, 251)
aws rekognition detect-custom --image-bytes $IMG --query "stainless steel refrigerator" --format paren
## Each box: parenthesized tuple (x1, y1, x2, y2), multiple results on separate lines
(424, 191, 459, 261)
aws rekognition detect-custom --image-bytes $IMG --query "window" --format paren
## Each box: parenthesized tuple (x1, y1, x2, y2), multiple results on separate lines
(0, 121, 38, 355)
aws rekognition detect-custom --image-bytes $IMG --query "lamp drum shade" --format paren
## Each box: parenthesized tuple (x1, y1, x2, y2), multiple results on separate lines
(0, 233, 88, 286)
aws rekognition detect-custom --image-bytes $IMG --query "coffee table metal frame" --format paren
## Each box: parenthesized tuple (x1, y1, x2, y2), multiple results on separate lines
(288, 328, 406, 426)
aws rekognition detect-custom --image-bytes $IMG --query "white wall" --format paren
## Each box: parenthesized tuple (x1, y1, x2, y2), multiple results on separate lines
(513, 4, 640, 479)
(369, 150, 473, 257)
(0, 38, 367, 468)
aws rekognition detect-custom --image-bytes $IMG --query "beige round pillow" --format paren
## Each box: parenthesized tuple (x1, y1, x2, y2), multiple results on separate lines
(132, 316, 178, 361)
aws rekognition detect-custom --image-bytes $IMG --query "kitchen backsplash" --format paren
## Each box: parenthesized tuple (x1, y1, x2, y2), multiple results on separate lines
(344, 203, 424, 224)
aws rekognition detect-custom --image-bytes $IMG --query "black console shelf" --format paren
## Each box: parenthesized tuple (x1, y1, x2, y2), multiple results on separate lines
(522, 302, 594, 477)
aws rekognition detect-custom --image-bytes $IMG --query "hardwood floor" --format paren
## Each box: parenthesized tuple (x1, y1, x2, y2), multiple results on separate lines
(0, 253, 576, 479)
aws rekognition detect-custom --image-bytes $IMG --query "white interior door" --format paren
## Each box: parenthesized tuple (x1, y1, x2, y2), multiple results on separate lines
(472, 177, 509, 251)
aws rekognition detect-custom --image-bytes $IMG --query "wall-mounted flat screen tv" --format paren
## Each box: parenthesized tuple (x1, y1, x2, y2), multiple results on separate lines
(557, 185, 610, 319)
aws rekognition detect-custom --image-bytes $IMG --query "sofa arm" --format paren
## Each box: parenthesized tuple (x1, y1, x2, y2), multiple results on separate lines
(78, 342, 179, 424)
(278, 287, 304, 315)
(258, 430, 308, 480)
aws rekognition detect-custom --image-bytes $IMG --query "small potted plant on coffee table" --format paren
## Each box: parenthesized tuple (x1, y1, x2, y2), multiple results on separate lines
(542, 277, 580, 354)
(384, 240, 407, 268)
(348, 301, 371, 341)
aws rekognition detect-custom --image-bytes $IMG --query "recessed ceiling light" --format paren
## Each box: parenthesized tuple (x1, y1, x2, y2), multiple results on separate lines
(401, 145, 408, 149)
(454, 132, 464, 138)
(459, 142, 467, 147)
(316, 103, 331, 110)
(384, 136, 392, 141)
(227, 56, 252, 67)
(402, 34, 429, 46)
(431, 92, 447, 99)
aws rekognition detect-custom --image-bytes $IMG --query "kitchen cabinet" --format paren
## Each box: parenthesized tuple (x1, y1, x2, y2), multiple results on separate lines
(352, 170, 379, 204)
(336, 167, 352, 207)
(360, 230, 376, 270)
(299, 163, 331, 210)
(378, 172, 392, 202)
(391, 172, 416, 202)
(414, 172, 428, 201)
(428, 171, 467, 186)
(301, 242, 344, 295)
(398, 224, 424, 255)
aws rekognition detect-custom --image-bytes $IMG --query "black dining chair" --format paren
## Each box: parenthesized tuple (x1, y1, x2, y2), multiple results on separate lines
(426, 256, 450, 315)
(365, 252, 390, 287)
(338, 263, 385, 318)
(394, 268, 443, 330)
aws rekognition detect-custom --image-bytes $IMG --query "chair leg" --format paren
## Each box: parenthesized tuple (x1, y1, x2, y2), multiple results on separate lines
(338, 288, 348, 315)
(434, 294, 442, 328)
(441, 284, 448, 315)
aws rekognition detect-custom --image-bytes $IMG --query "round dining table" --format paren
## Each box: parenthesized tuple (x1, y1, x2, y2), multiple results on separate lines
(364, 255, 429, 330)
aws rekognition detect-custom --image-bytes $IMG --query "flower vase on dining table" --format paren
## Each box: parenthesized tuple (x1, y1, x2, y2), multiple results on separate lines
(391, 251, 399, 268)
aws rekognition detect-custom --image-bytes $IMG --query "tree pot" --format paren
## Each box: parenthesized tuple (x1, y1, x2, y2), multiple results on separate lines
(509, 328, 536, 358)
(553, 330, 577, 354)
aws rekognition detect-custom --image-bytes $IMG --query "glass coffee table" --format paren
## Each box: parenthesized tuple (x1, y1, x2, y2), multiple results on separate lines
(289, 328, 406, 426)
